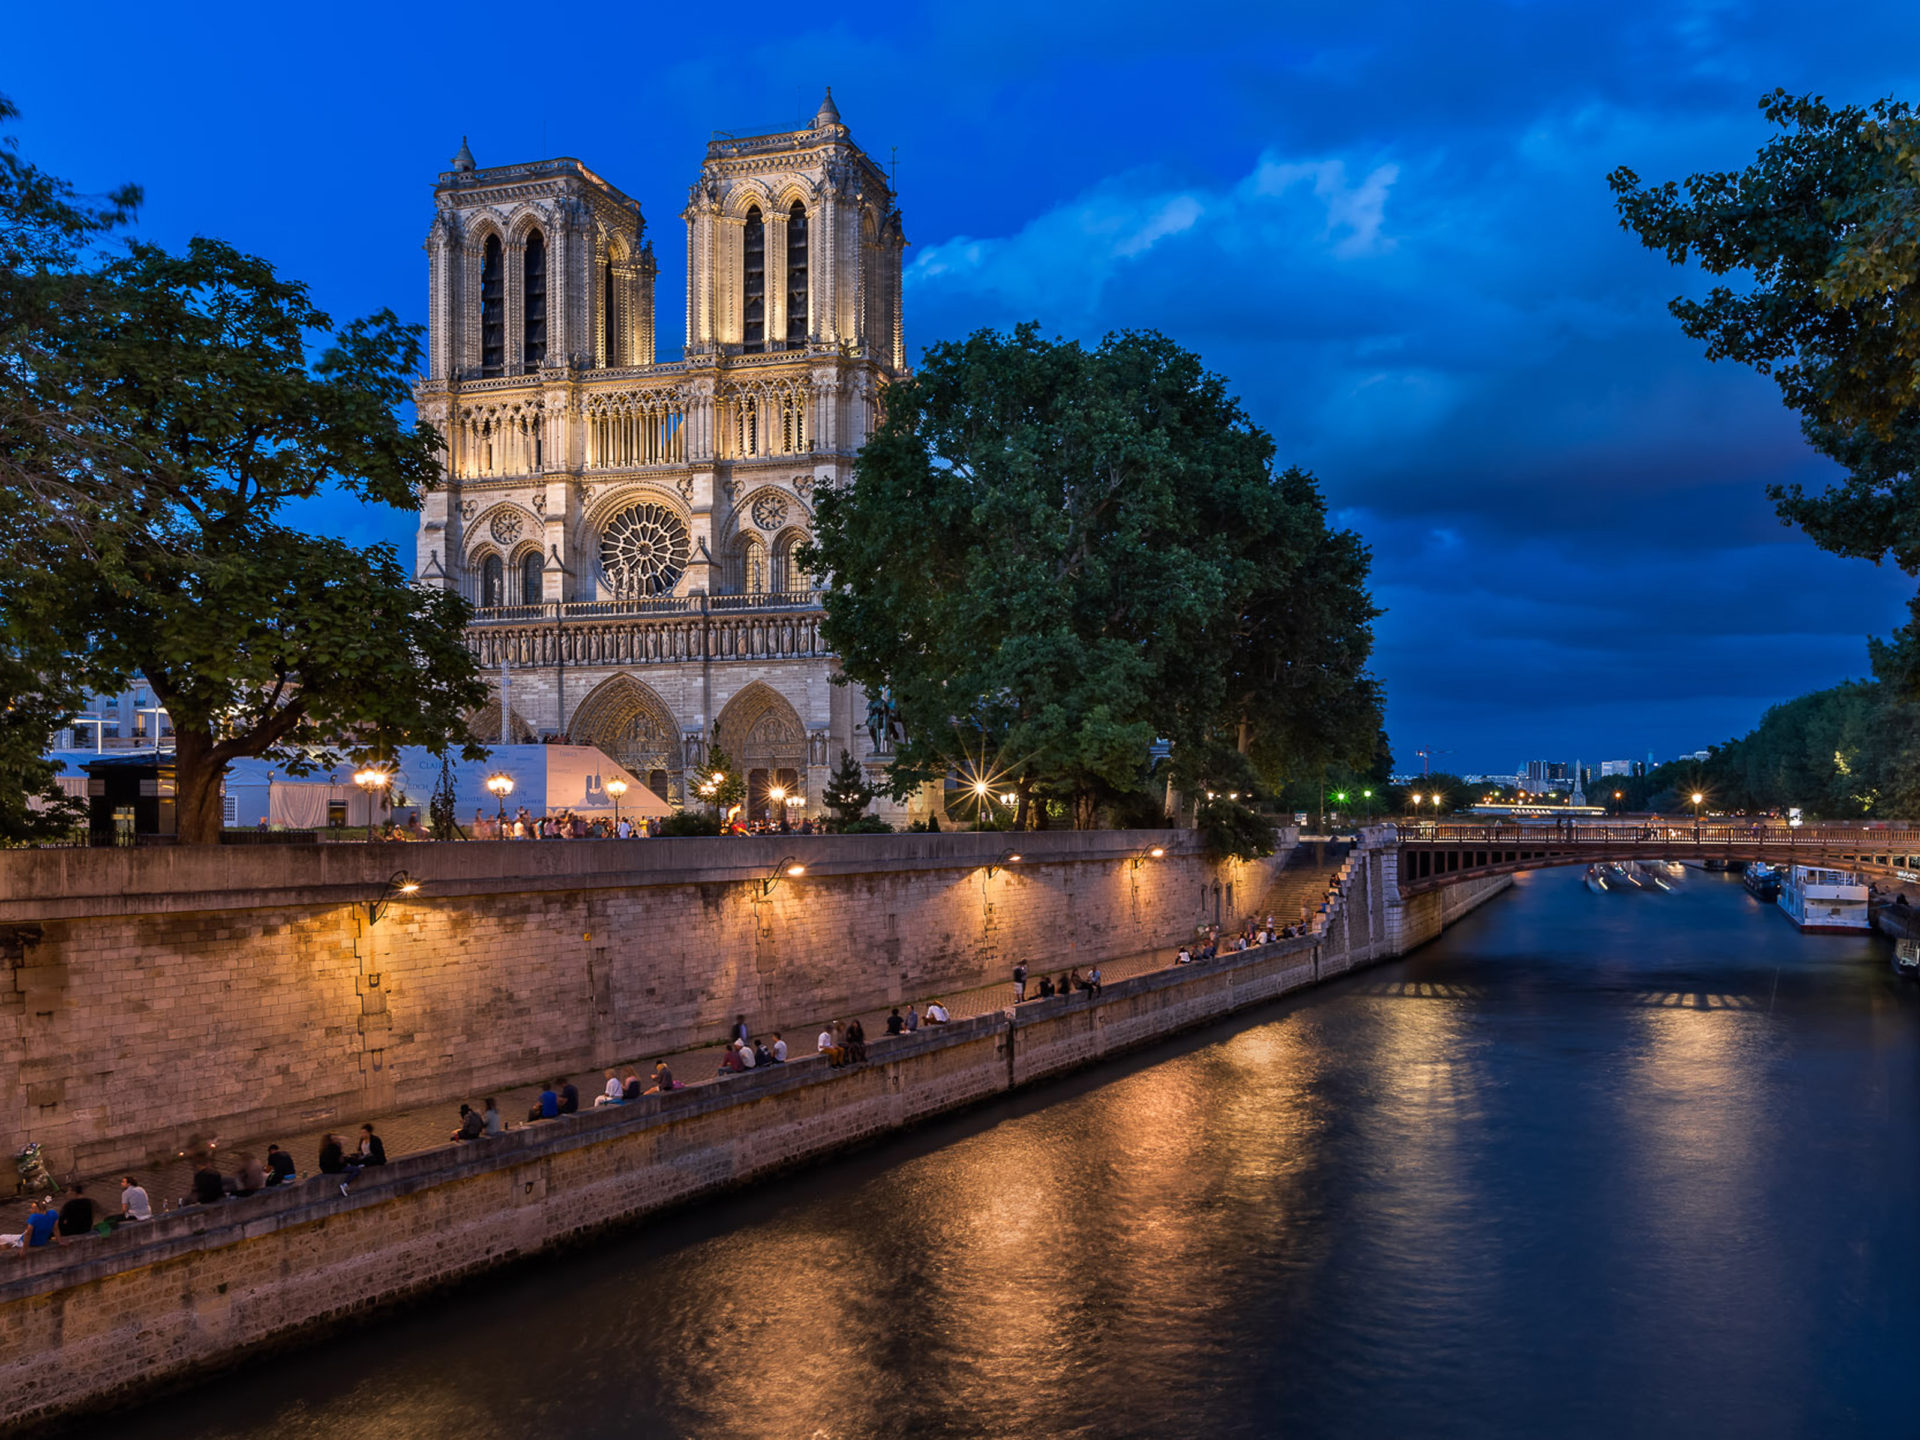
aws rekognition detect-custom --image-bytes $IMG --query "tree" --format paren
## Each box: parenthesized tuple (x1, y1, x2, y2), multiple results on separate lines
(821, 748, 875, 831)
(800, 324, 1383, 829)
(693, 741, 745, 818)
(4, 221, 487, 842)
(0, 94, 139, 842)
(1610, 93, 1920, 639)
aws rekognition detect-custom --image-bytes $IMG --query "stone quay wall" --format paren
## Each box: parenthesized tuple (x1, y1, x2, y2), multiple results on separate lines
(0, 832, 1283, 1180)
(0, 848, 1513, 1434)
(0, 852, 1512, 1436)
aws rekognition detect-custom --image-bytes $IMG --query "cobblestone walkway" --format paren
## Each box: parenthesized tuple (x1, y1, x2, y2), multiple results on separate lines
(5, 932, 1230, 1228)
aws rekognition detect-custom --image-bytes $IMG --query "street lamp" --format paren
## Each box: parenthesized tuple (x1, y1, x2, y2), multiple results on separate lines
(486, 771, 515, 820)
(1691, 790, 1704, 837)
(1129, 844, 1167, 870)
(353, 765, 393, 842)
(367, 870, 422, 926)
(605, 776, 628, 829)
(987, 849, 1022, 878)
(761, 855, 807, 897)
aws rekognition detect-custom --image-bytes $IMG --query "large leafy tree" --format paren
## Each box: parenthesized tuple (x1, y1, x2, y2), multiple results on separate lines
(2, 101, 485, 843)
(0, 94, 139, 840)
(1610, 91, 1920, 689)
(801, 323, 1383, 830)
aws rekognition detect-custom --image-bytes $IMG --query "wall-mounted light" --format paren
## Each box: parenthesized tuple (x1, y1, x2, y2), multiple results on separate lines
(1129, 845, 1167, 870)
(367, 870, 421, 926)
(762, 855, 807, 897)
(986, 850, 1022, 878)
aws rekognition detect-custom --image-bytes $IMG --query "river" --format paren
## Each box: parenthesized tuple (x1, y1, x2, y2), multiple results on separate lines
(103, 865, 1920, 1439)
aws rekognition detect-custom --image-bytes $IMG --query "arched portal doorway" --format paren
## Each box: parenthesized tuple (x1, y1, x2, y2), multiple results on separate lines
(714, 682, 807, 823)
(568, 675, 684, 803)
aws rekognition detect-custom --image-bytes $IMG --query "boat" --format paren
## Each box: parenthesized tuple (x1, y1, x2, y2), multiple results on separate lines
(1777, 865, 1871, 933)
(1584, 864, 1608, 894)
(1743, 862, 1782, 902)
(1895, 939, 1920, 981)
(1635, 861, 1672, 891)
(1664, 860, 1686, 878)
(1606, 862, 1643, 891)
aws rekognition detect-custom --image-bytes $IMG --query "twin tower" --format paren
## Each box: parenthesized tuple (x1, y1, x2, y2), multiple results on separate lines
(409, 92, 914, 820)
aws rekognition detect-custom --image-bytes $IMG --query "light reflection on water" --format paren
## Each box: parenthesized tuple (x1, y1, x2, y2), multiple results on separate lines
(101, 869, 1920, 1440)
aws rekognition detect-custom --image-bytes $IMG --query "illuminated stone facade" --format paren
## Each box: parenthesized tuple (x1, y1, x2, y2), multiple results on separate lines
(412, 92, 908, 817)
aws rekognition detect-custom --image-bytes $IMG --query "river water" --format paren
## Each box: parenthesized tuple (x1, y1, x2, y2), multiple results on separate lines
(107, 866, 1920, 1439)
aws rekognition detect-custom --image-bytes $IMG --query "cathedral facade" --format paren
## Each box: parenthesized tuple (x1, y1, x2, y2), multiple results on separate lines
(412, 92, 907, 819)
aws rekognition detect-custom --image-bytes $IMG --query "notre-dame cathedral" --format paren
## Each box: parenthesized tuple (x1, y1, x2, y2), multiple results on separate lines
(412, 91, 911, 820)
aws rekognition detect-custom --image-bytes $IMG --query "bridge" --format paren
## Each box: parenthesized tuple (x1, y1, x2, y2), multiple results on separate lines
(1395, 821, 1920, 895)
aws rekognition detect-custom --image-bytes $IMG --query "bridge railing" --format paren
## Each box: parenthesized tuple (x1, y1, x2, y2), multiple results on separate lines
(1406, 820, 1920, 854)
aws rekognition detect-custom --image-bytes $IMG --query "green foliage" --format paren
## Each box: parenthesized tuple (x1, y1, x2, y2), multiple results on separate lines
(428, 755, 461, 840)
(692, 743, 746, 816)
(1196, 796, 1276, 860)
(800, 324, 1383, 830)
(821, 748, 875, 831)
(658, 810, 722, 837)
(838, 815, 894, 834)
(0, 101, 486, 842)
(1612, 91, 1920, 704)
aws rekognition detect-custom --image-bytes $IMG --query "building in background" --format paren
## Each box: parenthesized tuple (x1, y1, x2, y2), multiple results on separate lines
(52, 682, 173, 752)
(411, 91, 914, 821)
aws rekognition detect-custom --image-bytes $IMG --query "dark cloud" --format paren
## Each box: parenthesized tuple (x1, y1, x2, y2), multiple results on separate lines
(10, 0, 1919, 772)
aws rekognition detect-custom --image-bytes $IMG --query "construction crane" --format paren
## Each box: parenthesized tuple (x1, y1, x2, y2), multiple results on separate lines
(1415, 746, 1453, 776)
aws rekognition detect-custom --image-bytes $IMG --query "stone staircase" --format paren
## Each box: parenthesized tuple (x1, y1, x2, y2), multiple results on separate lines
(1252, 837, 1356, 932)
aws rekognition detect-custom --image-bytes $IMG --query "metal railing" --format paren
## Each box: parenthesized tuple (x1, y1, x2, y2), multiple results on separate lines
(468, 590, 822, 625)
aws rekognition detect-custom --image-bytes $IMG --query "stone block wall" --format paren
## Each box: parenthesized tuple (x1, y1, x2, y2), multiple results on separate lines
(0, 833, 1281, 1178)
(0, 834, 1517, 1434)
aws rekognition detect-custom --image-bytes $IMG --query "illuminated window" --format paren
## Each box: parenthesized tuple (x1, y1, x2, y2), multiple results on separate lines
(520, 550, 543, 605)
(481, 553, 504, 608)
(522, 231, 547, 371)
(786, 202, 808, 345)
(480, 236, 504, 376)
(742, 206, 765, 352)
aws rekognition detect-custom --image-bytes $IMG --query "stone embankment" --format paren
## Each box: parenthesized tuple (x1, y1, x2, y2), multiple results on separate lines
(0, 831, 1511, 1433)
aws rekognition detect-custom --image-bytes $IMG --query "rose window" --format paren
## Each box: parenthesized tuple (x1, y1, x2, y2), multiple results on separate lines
(750, 492, 790, 530)
(600, 503, 690, 597)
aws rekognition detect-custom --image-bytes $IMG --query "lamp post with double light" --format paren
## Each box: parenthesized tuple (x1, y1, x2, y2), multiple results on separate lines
(353, 766, 392, 843)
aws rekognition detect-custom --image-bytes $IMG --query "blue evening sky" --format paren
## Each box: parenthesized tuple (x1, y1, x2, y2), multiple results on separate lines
(10, 1, 1920, 775)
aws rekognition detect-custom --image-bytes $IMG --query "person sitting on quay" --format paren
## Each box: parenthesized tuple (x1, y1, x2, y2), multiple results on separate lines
(735, 1038, 758, 1070)
(265, 1144, 297, 1186)
(770, 1033, 788, 1062)
(558, 1078, 581, 1115)
(845, 1018, 869, 1064)
(621, 1070, 643, 1100)
(120, 1175, 152, 1223)
(595, 1069, 624, 1106)
(232, 1152, 267, 1197)
(924, 1000, 950, 1024)
(23, 1199, 59, 1249)
(451, 1103, 484, 1141)
(317, 1134, 348, 1185)
(753, 1037, 777, 1068)
(718, 1043, 745, 1076)
(886, 1007, 905, 1035)
(191, 1156, 228, 1206)
(902, 1004, 920, 1033)
(1085, 967, 1103, 997)
(483, 1098, 505, 1135)
(818, 1024, 843, 1066)
(645, 1059, 677, 1094)
(1068, 968, 1086, 995)
(529, 1082, 560, 1123)
(1036, 974, 1055, 998)
(56, 1183, 97, 1241)
(340, 1123, 386, 1195)
(1176, 945, 1193, 965)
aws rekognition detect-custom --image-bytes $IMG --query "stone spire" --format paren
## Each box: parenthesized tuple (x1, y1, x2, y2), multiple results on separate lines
(812, 88, 841, 129)
(452, 136, 475, 173)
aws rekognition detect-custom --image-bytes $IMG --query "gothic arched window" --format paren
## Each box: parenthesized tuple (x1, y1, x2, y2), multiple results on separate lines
(520, 550, 543, 605)
(522, 231, 547, 371)
(480, 236, 504, 376)
(740, 535, 767, 595)
(742, 206, 765, 353)
(603, 252, 620, 367)
(786, 202, 808, 345)
(480, 553, 504, 608)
